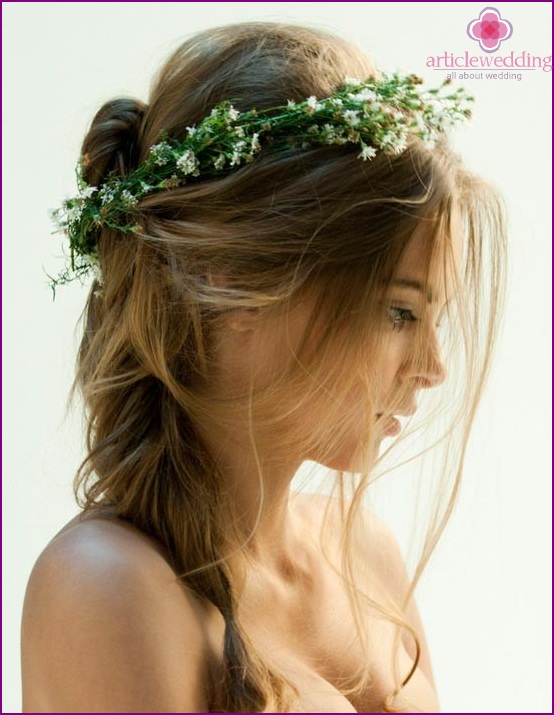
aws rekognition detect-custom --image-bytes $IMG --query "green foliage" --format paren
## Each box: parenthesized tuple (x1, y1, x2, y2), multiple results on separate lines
(47, 72, 474, 298)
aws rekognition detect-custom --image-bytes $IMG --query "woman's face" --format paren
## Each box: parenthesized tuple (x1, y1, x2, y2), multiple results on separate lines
(209, 208, 460, 472)
(311, 211, 461, 472)
(373, 223, 452, 421)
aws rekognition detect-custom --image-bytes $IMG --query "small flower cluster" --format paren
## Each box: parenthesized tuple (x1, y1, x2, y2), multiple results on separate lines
(47, 71, 474, 297)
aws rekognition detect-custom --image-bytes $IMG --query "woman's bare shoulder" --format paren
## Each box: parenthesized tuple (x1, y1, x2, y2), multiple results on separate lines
(21, 511, 214, 712)
(42, 508, 175, 573)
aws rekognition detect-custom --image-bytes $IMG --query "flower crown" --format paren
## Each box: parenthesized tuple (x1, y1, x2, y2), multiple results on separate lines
(47, 72, 474, 298)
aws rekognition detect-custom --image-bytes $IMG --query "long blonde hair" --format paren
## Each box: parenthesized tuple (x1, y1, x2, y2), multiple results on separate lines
(67, 21, 507, 712)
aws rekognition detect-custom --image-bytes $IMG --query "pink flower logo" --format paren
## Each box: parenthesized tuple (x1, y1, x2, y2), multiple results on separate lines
(467, 6, 513, 53)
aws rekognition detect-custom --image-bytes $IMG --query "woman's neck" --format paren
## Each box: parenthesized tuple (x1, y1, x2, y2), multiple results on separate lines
(197, 417, 312, 576)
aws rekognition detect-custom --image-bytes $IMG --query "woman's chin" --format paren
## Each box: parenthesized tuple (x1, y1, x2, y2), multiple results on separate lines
(315, 437, 380, 473)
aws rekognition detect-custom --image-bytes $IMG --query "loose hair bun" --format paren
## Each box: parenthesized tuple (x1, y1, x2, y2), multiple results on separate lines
(81, 97, 147, 187)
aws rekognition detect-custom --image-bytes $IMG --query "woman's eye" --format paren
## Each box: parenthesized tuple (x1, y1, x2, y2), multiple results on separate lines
(388, 306, 418, 332)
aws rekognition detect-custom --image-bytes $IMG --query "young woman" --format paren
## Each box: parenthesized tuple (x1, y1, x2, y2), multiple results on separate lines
(21, 21, 507, 713)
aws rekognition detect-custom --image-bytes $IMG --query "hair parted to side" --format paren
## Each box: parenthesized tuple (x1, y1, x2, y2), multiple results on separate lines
(67, 21, 507, 713)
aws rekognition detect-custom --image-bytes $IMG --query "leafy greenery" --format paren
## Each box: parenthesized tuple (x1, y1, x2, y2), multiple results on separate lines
(47, 72, 474, 298)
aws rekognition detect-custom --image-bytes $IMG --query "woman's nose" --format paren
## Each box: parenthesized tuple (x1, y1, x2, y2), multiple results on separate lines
(403, 330, 447, 388)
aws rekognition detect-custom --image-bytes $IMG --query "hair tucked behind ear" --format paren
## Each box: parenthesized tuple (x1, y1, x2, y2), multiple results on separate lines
(68, 20, 507, 713)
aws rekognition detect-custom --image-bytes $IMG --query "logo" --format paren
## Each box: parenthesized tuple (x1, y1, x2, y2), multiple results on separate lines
(467, 7, 513, 54)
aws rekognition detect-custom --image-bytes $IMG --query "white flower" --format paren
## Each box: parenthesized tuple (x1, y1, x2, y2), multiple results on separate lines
(379, 130, 408, 154)
(230, 139, 247, 167)
(305, 96, 323, 113)
(90, 262, 103, 285)
(149, 141, 172, 166)
(343, 109, 361, 126)
(331, 98, 344, 106)
(358, 145, 377, 161)
(287, 99, 296, 108)
(176, 149, 200, 176)
(348, 88, 378, 103)
(68, 207, 82, 221)
(251, 132, 261, 153)
(363, 101, 382, 114)
(213, 154, 226, 170)
(228, 106, 240, 121)
(120, 189, 139, 207)
(380, 131, 397, 148)
(80, 185, 98, 199)
(49, 207, 68, 231)
(139, 181, 153, 194)
(320, 123, 337, 144)
(392, 135, 408, 154)
(99, 187, 116, 206)
(413, 112, 427, 131)
(186, 126, 197, 136)
(344, 76, 362, 86)
(307, 125, 319, 134)
(235, 126, 246, 138)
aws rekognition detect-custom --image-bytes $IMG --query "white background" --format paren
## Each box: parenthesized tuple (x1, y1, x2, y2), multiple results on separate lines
(3, 2, 551, 713)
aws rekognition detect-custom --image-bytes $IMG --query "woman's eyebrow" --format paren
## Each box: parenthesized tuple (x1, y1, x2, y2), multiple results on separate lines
(390, 278, 439, 305)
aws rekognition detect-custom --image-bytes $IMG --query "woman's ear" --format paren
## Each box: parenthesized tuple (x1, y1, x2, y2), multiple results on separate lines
(227, 308, 260, 333)
(207, 271, 259, 333)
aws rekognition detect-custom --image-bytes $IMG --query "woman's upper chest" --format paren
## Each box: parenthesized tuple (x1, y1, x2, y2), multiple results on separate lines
(226, 548, 440, 713)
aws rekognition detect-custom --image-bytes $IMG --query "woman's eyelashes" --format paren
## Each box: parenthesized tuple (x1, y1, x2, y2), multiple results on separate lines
(388, 306, 418, 332)
(386, 299, 450, 334)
